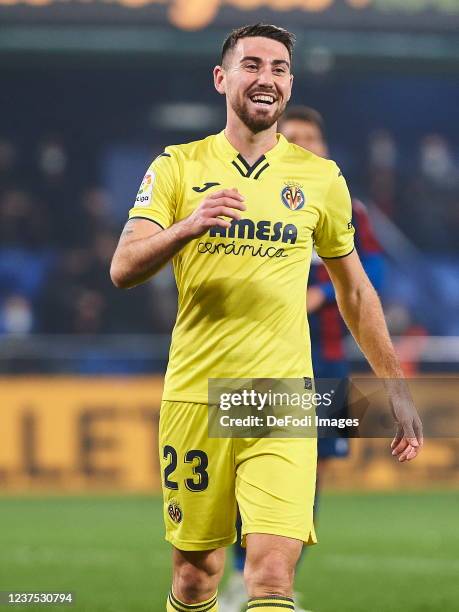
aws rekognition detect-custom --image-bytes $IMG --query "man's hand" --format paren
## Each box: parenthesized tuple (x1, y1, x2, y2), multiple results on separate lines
(110, 188, 246, 289)
(178, 188, 246, 239)
(385, 379, 424, 462)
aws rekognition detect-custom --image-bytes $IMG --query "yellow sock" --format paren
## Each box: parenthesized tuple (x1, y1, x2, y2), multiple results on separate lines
(247, 596, 295, 611)
(167, 591, 218, 612)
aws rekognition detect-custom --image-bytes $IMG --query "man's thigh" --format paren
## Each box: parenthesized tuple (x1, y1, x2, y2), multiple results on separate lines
(235, 437, 317, 546)
(159, 400, 237, 551)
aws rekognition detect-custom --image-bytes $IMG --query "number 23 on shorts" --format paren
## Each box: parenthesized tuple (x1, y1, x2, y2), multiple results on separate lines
(163, 445, 209, 492)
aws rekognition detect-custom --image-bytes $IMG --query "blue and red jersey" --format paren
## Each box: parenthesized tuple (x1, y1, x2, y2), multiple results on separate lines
(309, 199, 384, 376)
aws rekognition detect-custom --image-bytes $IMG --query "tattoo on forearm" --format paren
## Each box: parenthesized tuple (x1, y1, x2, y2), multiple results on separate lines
(121, 221, 135, 237)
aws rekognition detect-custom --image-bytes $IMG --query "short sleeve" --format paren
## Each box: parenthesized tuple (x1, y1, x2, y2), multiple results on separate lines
(128, 148, 179, 229)
(313, 164, 355, 259)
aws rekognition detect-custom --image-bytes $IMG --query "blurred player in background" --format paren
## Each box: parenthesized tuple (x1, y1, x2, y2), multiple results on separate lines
(220, 106, 385, 612)
(111, 24, 422, 612)
(281, 106, 384, 480)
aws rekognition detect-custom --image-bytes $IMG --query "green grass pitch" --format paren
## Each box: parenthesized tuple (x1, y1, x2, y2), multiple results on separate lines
(0, 491, 457, 611)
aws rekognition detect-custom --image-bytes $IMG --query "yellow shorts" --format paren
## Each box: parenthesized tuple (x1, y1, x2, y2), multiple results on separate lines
(159, 401, 317, 551)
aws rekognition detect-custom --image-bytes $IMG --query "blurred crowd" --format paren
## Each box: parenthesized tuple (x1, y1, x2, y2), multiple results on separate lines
(0, 129, 458, 337)
(0, 137, 177, 336)
(367, 130, 459, 253)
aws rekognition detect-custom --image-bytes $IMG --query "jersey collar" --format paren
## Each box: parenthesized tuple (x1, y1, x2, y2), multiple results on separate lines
(215, 130, 289, 180)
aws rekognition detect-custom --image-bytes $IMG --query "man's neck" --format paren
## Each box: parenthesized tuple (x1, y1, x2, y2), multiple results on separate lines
(224, 117, 278, 166)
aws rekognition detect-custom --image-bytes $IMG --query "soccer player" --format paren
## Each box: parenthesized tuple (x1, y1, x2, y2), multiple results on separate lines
(220, 106, 385, 612)
(110, 24, 423, 612)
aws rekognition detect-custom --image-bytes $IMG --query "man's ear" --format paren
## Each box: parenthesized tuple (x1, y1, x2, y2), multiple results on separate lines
(214, 65, 226, 95)
(287, 73, 294, 102)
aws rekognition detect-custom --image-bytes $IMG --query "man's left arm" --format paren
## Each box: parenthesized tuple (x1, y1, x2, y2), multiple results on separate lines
(323, 250, 423, 462)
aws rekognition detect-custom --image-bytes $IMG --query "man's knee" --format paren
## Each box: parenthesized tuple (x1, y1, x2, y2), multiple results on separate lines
(244, 535, 302, 597)
(173, 548, 224, 603)
(245, 550, 294, 595)
(174, 563, 215, 600)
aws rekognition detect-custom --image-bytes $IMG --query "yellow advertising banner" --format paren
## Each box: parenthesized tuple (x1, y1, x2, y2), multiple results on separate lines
(0, 376, 458, 493)
(323, 437, 459, 491)
(0, 377, 163, 493)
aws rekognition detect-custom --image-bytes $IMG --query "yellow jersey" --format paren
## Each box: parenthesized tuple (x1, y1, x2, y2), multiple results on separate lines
(128, 131, 354, 403)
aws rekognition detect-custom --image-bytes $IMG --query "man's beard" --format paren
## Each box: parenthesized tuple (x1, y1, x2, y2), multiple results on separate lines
(232, 96, 286, 134)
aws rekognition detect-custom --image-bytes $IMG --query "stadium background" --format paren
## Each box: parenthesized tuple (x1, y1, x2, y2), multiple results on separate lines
(0, 1, 458, 611)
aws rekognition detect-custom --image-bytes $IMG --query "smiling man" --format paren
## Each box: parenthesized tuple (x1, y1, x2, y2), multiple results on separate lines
(110, 24, 423, 612)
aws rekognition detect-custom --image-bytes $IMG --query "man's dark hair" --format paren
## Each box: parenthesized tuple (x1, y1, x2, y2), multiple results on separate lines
(221, 23, 296, 66)
(279, 106, 325, 137)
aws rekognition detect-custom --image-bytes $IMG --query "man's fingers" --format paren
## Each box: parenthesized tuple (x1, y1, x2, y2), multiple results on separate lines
(391, 426, 403, 449)
(208, 189, 245, 201)
(399, 443, 420, 462)
(212, 218, 232, 229)
(405, 438, 421, 460)
(392, 438, 408, 456)
(205, 196, 246, 211)
(210, 205, 244, 221)
(406, 446, 420, 461)
(393, 428, 423, 461)
(401, 418, 423, 449)
(398, 441, 415, 462)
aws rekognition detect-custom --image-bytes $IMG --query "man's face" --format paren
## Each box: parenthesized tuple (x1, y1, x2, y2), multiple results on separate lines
(280, 119, 328, 158)
(215, 37, 293, 134)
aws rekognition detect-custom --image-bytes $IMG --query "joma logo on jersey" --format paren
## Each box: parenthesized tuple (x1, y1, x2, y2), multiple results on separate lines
(281, 183, 305, 211)
(209, 219, 297, 244)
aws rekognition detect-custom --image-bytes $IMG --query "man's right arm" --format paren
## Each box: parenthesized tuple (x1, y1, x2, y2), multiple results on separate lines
(110, 189, 245, 289)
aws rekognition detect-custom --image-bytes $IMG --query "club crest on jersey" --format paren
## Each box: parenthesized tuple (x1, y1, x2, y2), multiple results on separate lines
(281, 183, 305, 211)
(135, 172, 155, 206)
(167, 500, 183, 524)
